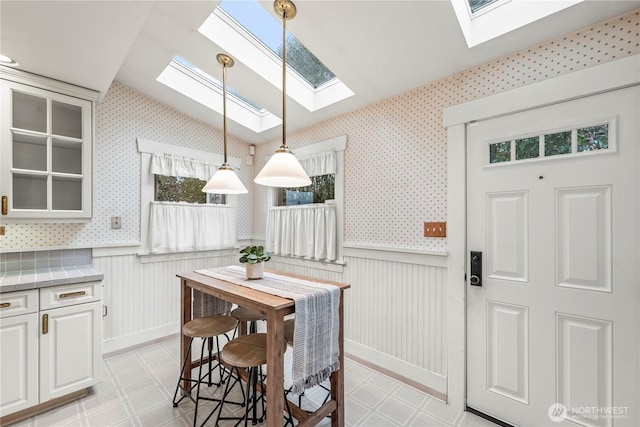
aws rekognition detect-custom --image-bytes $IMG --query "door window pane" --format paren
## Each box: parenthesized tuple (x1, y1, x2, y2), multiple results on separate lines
(578, 124, 608, 152)
(516, 137, 539, 160)
(490, 141, 511, 163)
(545, 131, 572, 157)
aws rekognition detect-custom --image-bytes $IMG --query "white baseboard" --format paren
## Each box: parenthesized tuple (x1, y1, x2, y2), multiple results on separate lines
(102, 322, 179, 355)
(345, 339, 447, 396)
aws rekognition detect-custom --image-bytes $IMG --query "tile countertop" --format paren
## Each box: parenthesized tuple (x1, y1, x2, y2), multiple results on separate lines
(0, 265, 104, 293)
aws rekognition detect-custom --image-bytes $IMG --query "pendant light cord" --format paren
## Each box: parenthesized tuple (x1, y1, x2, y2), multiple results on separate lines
(281, 7, 288, 151)
(222, 60, 229, 165)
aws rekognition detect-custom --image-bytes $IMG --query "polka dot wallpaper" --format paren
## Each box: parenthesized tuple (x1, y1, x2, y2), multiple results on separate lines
(3, 10, 638, 251)
(252, 9, 639, 252)
(2, 82, 254, 249)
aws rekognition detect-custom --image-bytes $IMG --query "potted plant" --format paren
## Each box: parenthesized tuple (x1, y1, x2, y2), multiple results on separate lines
(239, 245, 271, 279)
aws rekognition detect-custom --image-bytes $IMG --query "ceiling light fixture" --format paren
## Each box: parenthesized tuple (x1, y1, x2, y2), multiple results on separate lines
(202, 53, 248, 194)
(254, 0, 311, 188)
(0, 54, 19, 67)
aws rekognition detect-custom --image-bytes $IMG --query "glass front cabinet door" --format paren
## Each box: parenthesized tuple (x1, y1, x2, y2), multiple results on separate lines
(1, 77, 94, 219)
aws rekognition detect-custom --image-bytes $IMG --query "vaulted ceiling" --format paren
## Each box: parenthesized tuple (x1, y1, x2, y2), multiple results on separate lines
(1, 1, 637, 144)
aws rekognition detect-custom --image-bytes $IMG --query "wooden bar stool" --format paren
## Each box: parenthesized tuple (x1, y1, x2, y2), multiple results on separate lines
(231, 306, 265, 335)
(172, 315, 243, 427)
(208, 333, 289, 427)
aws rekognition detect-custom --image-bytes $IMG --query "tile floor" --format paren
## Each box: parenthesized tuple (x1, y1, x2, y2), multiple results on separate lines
(10, 338, 495, 427)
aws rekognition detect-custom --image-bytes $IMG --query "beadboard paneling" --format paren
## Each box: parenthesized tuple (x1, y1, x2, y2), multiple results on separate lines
(267, 252, 447, 394)
(93, 248, 448, 394)
(93, 250, 236, 353)
(343, 256, 447, 379)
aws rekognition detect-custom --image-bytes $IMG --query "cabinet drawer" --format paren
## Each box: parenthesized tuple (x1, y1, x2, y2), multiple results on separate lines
(40, 282, 102, 310)
(0, 289, 38, 318)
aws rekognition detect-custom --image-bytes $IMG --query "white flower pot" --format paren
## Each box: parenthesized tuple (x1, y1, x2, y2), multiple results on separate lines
(245, 262, 264, 279)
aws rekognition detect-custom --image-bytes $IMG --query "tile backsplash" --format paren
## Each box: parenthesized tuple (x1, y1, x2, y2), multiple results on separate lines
(0, 248, 93, 274)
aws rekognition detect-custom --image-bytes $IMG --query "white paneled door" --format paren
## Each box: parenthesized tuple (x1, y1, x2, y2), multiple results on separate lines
(466, 86, 639, 426)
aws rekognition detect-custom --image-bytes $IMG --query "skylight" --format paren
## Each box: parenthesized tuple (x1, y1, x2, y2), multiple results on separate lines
(156, 56, 281, 134)
(198, 0, 353, 113)
(218, 0, 335, 89)
(451, 0, 584, 47)
(467, 0, 500, 14)
(173, 56, 264, 112)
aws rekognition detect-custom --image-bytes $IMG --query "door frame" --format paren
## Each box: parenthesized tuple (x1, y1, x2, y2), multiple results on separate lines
(442, 54, 640, 410)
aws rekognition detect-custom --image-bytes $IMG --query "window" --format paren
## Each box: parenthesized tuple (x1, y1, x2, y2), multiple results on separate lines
(450, 0, 583, 47)
(155, 175, 225, 205)
(281, 174, 335, 206)
(217, 0, 335, 89)
(467, 0, 500, 13)
(489, 141, 510, 164)
(173, 56, 265, 112)
(487, 121, 613, 166)
(198, 3, 354, 113)
(263, 135, 346, 263)
(156, 56, 280, 134)
(137, 139, 243, 255)
(577, 125, 608, 152)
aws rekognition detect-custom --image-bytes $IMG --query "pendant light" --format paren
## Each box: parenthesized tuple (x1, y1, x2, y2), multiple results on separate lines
(203, 53, 248, 194)
(254, 0, 311, 188)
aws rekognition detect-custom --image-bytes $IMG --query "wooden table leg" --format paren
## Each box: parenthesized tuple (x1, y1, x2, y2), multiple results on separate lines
(330, 290, 346, 427)
(266, 308, 286, 426)
(180, 279, 193, 392)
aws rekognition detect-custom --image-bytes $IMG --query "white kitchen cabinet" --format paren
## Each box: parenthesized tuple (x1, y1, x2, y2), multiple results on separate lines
(40, 301, 102, 401)
(0, 67, 98, 219)
(0, 282, 102, 421)
(0, 290, 39, 416)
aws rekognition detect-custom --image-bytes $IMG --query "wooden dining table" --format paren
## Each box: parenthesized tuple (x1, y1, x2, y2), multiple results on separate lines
(176, 269, 350, 427)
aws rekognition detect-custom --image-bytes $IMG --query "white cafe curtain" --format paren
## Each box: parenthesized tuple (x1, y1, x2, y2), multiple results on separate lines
(148, 202, 236, 253)
(151, 152, 218, 181)
(298, 151, 336, 177)
(265, 204, 336, 261)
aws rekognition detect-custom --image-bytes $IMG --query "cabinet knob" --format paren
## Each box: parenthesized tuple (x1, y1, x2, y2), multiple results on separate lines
(1, 196, 7, 215)
(42, 314, 48, 334)
(0, 302, 10, 308)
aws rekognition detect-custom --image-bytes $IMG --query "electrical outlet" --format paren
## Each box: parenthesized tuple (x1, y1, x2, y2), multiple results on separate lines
(111, 216, 122, 230)
(424, 222, 446, 237)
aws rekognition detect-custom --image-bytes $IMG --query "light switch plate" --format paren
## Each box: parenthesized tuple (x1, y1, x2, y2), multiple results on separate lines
(424, 222, 446, 237)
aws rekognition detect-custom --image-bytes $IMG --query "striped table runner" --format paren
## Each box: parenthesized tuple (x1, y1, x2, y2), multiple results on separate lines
(195, 265, 340, 394)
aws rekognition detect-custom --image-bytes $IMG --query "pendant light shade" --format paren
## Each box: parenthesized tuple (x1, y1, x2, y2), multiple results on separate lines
(253, 147, 311, 187)
(203, 53, 248, 194)
(202, 164, 248, 194)
(254, 0, 311, 188)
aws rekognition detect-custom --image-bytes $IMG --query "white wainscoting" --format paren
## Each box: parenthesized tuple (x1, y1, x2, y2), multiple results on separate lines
(93, 246, 237, 354)
(93, 245, 448, 397)
(271, 246, 448, 397)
